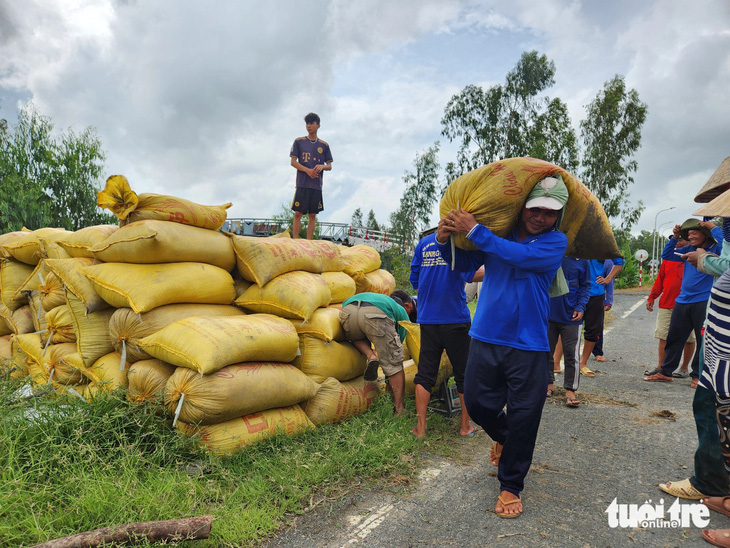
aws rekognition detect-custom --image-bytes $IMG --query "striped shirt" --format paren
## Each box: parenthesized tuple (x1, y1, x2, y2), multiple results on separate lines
(700, 269, 730, 400)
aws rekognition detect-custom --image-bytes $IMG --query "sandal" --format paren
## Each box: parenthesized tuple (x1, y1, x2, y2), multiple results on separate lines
(659, 478, 708, 500)
(565, 396, 581, 407)
(580, 366, 595, 377)
(702, 497, 730, 518)
(495, 494, 522, 518)
(672, 369, 690, 378)
(489, 442, 502, 467)
(702, 529, 730, 547)
(363, 358, 380, 381)
(644, 367, 660, 376)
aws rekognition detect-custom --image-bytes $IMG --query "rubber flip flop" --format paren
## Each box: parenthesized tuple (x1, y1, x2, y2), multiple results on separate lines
(363, 359, 380, 381)
(658, 478, 707, 500)
(565, 396, 581, 407)
(672, 369, 690, 378)
(702, 497, 730, 518)
(495, 495, 522, 519)
(461, 423, 478, 438)
(580, 366, 595, 377)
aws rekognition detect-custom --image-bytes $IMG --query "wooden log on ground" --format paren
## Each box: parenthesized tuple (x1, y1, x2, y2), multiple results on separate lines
(31, 515, 214, 548)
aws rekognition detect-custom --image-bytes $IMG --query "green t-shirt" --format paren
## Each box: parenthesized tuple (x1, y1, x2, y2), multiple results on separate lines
(342, 292, 409, 341)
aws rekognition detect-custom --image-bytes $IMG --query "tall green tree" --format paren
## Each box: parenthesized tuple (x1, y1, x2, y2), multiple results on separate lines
(350, 208, 363, 228)
(366, 209, 380, 231)
(389, 142, 441, 249)
(0, 102, 113, 231)
(441, 51, 578, 174)
(580, 75, 647, 231)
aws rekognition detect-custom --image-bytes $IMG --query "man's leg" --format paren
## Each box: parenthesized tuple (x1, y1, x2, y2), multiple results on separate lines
(547, 322, 559, 395)
(688, 301, 708, 380)
(292, 211, 303, 239)
(441, 323, 475, 436)
(656, 304, 697, 378)
(562, 324, 581, 398)
(412, 324, 444, 439)
(657, 339, 667, 369)
(690, 386, 730, 495)
(306, 213, 317, 240)
(388, 369, 406, 415)
(351, 339, 377, 361)
(680, 341, 696, 372)
(413, 385, 431, 438)
(580, 295, 604, 372)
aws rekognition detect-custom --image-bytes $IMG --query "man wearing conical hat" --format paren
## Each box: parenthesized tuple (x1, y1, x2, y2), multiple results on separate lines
(436, 175, 568, 519)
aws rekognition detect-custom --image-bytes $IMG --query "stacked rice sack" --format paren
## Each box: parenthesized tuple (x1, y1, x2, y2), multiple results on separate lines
(229, 234, 381, 430)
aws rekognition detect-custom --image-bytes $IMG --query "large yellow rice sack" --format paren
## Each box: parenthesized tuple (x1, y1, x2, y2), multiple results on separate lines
(89, 220, 236, 271)
(176, 405, 314, 456)
(45, 258, 109, 314)
(127, 359, 177, 404)
(110, 304, 245, 363)
(401, 356, 453, 396)
(43, 242, 72, 260)
(234, 277, 253, 298)
(1, 228, 71, 265)
(57, 225, 119, 258)
(14, 333, 47, 385)
(292, 336, 366, 383)
(47, 343, 85, 385)
(129, 193, 231, 231)
(26, 291, 48, 335)
(341, 245, 381, 276)
(235, 271, 331, 321)
(45, 305, 76, 344)
(288, 307, 346, 342)
(352, 269, 396, 295)
(81, 262, 236, 314)
(165, 362, 320, 425)
(39, 270, 67, 312)
(321, 271, 356, 303)
(301, 376, 379, 426)
(0, 334, 27, 378)
(96, 175, 232, 231)
(400, 321, 421, 365)
(230, 235, 344, 286)
(440, 157, 621, 259)
(0, 259, 33, 310)
(0, 304, 33, 335)
(0, 231, 29, 258)
(83, 351, 130, 390)
(138, 314, 299, 375)
(66, 291, 115, 367)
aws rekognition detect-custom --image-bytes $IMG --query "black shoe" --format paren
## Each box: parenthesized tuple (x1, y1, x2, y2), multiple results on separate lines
(364, 359, 380, 381)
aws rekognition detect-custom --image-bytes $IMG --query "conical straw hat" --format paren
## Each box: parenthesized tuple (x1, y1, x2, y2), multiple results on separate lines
(694, 156, 730, 203)
(694, 187, 730, 217)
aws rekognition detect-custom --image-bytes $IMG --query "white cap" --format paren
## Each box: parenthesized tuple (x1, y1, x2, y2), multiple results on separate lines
(524, 177, 564, 210)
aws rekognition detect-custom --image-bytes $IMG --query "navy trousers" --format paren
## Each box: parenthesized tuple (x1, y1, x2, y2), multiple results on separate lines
(464, 339, 548, 496)
(690, 386, 730, 495)
(659, 301, 706, 379)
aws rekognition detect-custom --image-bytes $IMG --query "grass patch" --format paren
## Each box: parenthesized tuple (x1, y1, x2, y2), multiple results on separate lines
(0, 377, 462, 547)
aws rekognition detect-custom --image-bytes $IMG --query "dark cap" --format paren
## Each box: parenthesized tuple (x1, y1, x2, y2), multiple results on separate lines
(679, 218, 716, 246)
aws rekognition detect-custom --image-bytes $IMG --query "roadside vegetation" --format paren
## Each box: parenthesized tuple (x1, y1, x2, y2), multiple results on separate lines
(0, 376, 462, 547)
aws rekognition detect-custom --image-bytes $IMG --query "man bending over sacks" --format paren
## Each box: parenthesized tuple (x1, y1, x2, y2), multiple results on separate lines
(339, 292, 415, 415)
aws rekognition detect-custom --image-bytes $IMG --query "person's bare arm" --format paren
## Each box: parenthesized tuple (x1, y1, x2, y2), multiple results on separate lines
(313, 160, 332, 174)
(290, 156, 318, 179)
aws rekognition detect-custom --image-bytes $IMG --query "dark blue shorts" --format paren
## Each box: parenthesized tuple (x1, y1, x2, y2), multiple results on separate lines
(291, 187, 324, 214)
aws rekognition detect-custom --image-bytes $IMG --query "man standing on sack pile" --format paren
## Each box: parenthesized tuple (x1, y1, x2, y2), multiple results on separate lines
(339, 292, 415, 416)
(436, 174, 568, 519)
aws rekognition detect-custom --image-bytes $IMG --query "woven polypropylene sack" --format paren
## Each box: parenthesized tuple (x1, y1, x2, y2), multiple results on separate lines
(110, 304, 245, 363)
(128, 193, 231, 231)
(47, 343, 85, 386)
(82, 262, 236, 314)
(66, 290, 115, 367)
(235, 271, 331, 320)
(352, 269, 396, 295)
(45, 305, 76, 344)
(321, 271, 356, 303)
(45, 258, 109, 314)
(301, 376, 379, 426)
(0, 259, 33, 310)
(165, 362, 320, 425)
(83, 351, 131, 390)
(230, 235, 344, 286)
(90, 220, 236, 271)
(138, 314, 299, 375)
(176, 405, 314, 456)
(440, 157, 621, 259)
(341, 245, 381, 276)
(126, 359, 177, 404)
(1, 228, 71, 265)
(0, 334, 27, 378)
(0, 304, 33, 335)
(288, 307, 346, 342)
(292, 336, 366, 383)
(57, 225, 119, 258)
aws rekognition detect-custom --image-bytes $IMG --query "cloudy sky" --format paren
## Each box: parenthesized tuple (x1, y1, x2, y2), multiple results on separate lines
(1, 0, 729, 241)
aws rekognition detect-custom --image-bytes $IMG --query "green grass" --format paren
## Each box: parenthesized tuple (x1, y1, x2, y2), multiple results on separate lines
(0, 377, 461, 547)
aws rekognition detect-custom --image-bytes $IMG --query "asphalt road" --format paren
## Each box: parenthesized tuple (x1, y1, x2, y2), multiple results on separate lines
(264, 289, 730, 547)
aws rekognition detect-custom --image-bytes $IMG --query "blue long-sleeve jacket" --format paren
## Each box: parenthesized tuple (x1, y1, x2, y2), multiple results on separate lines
(410, 233, 476, 324)
(662, 226, 723, 304)
(437, 224, 567, 352)
(549, 257, 591, 325)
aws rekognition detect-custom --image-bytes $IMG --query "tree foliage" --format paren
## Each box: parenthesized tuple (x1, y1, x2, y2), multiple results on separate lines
(350, 207, 363, 228)
(0, 102, 114, 232)
(441, 51, 579, 174)
(366, 209, 380, 231)
(389, 142, 441, 249)
(580, 75, 647, 230)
